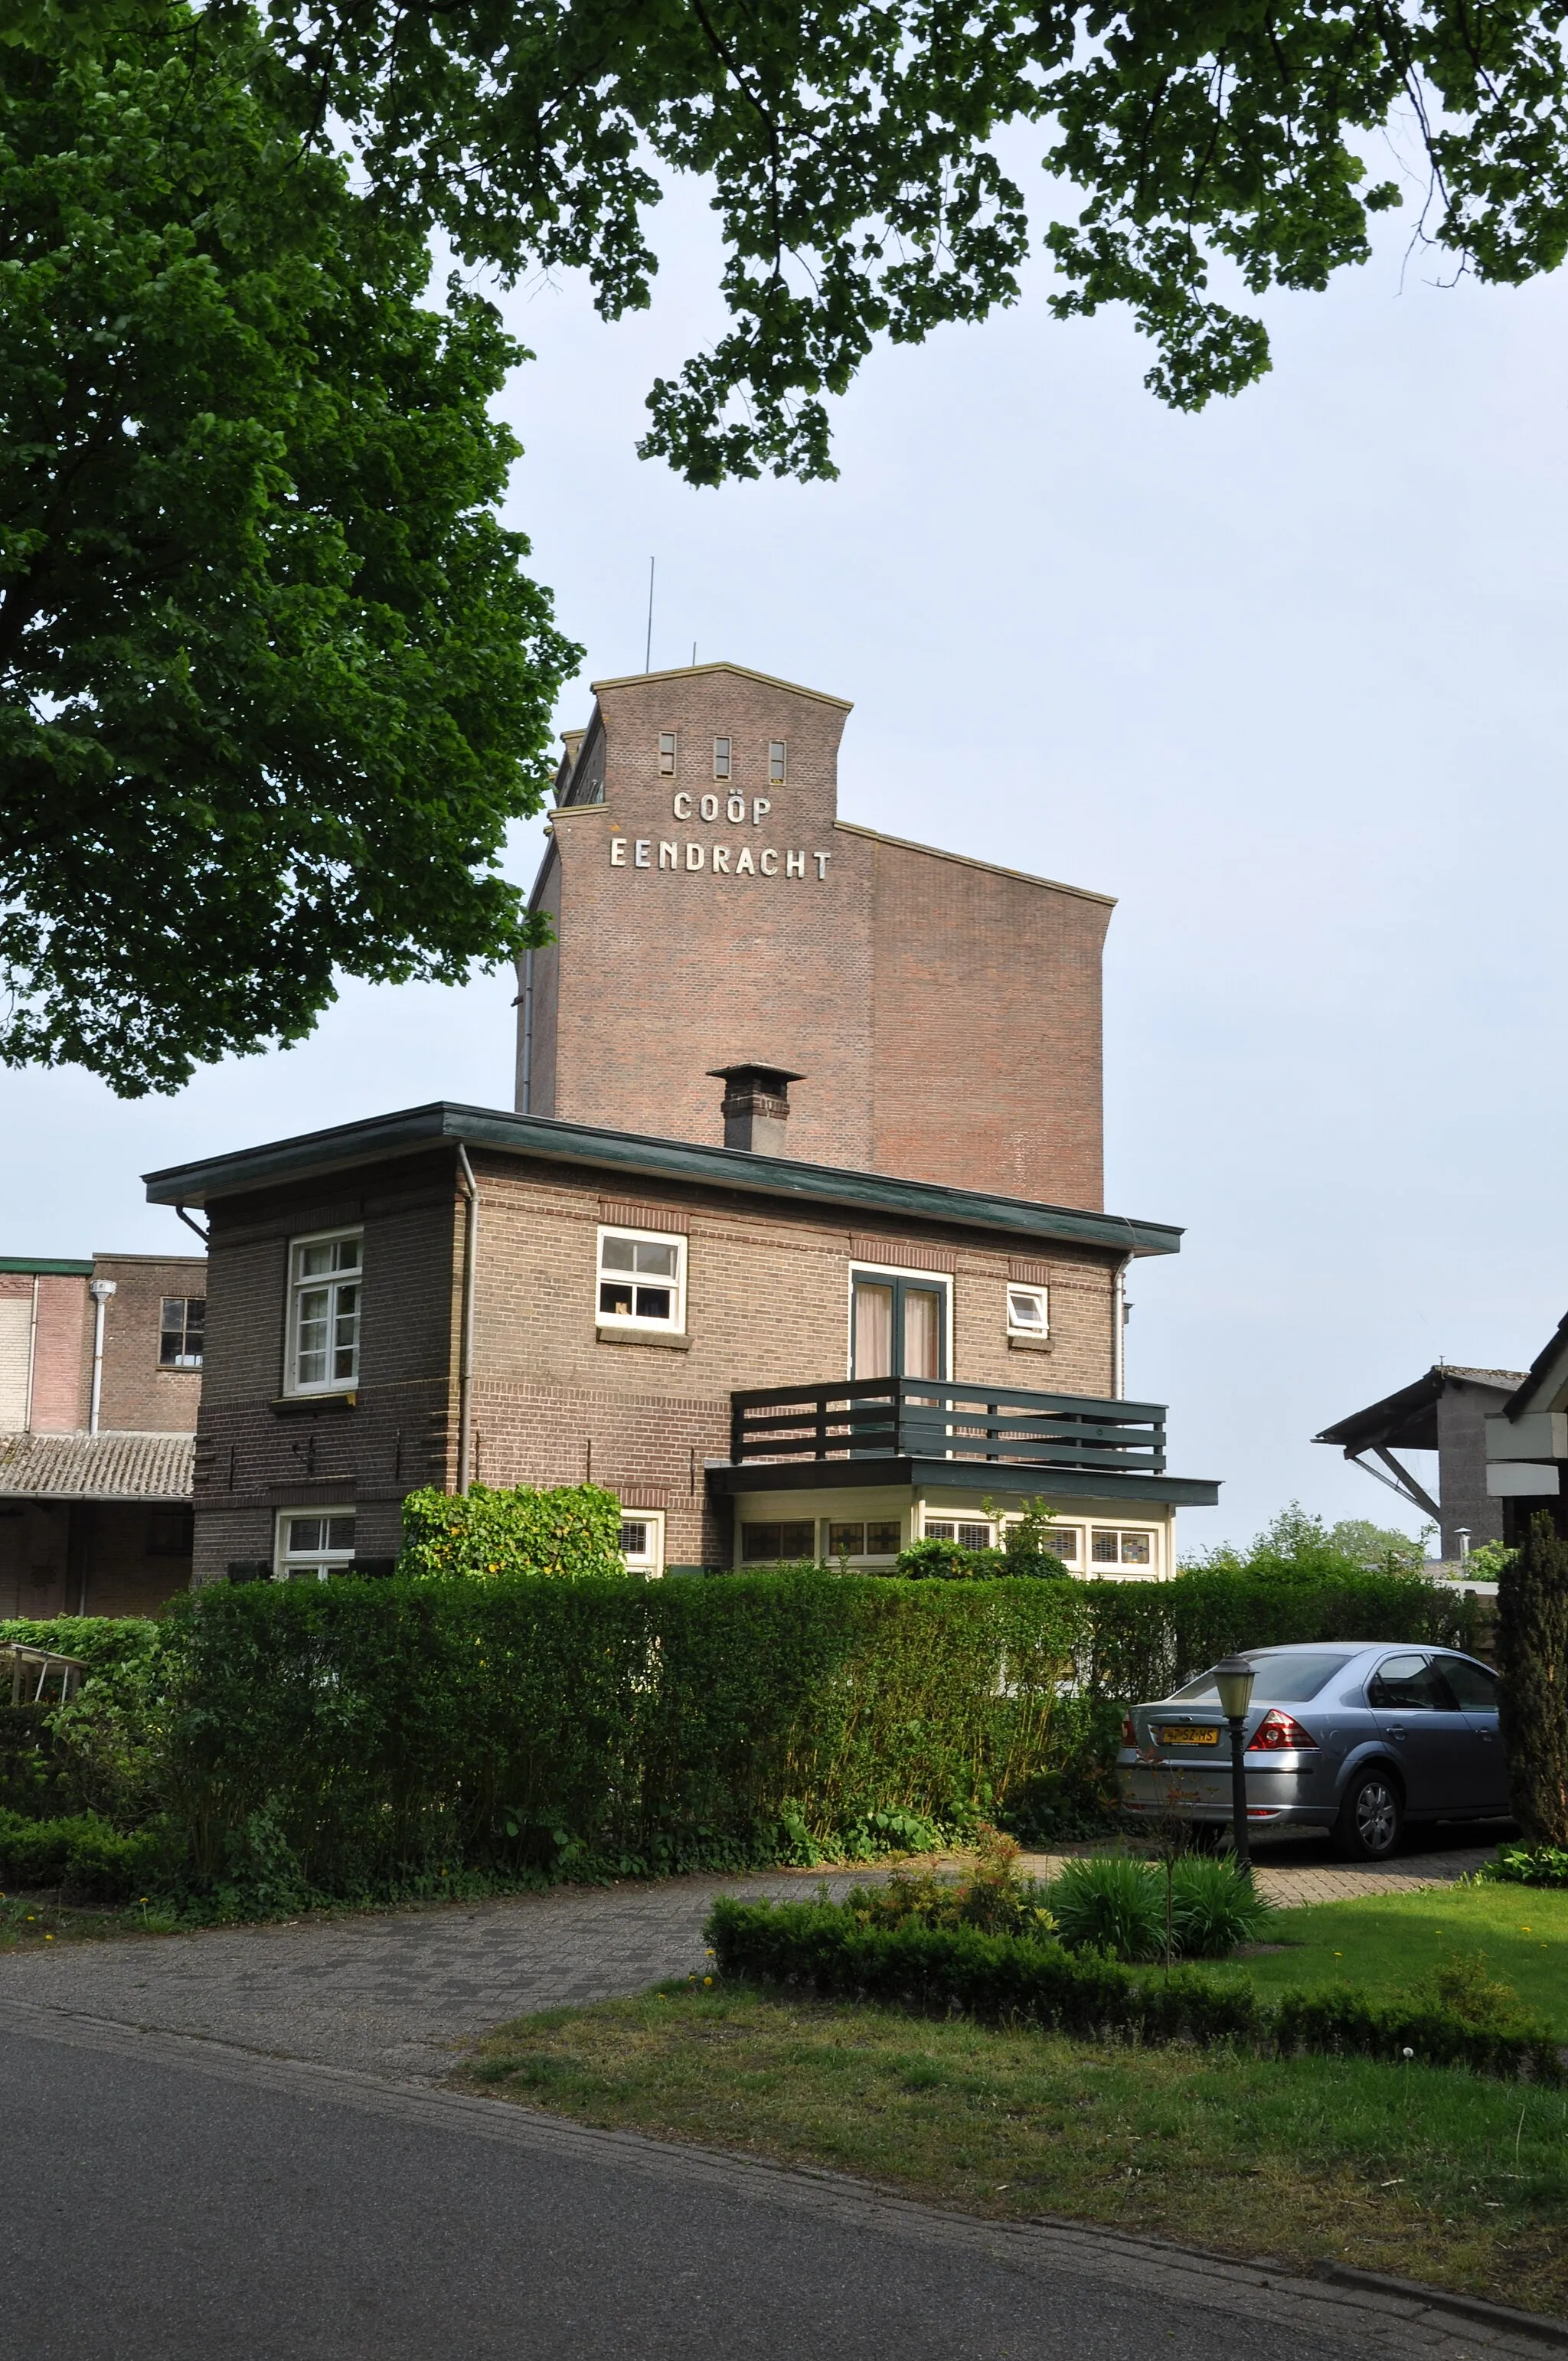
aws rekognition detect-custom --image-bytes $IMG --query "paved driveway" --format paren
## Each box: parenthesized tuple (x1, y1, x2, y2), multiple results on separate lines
(0, 1835, 1496, 2083)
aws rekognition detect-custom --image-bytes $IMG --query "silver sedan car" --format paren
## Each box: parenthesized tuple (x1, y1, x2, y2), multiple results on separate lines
(1116, 1643, 1510, 1860)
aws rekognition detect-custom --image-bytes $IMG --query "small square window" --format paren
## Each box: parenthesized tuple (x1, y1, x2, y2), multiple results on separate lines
(1050, 1525, 1080, 1562)
(741, 1520, 815, 1563)
(1120, 1532, 1152, 1566)
(865, 1520, 901, 1556)
(828, 1520, 864, 1559)
(713, 737, 731, 779)
(768, 741, 787, 784)
(1006, 1285, 1047, 1337)
(658, 732, 678, 777)
(275, 1509, 358, 1581)
(597, 1228, 684, 1330)
(1091, 1530, 1119, 1564)
(619, 1513, 665, 1576)
(159, 1296, 205, 1368)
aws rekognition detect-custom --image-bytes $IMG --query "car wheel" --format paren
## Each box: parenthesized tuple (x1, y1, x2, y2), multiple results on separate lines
(1334, 1768, 1403, 1860)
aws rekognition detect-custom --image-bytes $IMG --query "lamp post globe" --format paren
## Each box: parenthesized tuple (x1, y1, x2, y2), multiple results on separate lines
(1213, 1656, 1256, 1873)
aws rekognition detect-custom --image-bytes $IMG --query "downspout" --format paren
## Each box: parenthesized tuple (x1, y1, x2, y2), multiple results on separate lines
(520, 947, 534, 1113)
(455, 1146, 479, 1495)
(1112, 1256, 1131, 1400)
(87, 1278, 116, 1435)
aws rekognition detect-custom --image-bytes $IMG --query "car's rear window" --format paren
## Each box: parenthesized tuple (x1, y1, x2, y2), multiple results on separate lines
(1168, 1653, 1355, 1705)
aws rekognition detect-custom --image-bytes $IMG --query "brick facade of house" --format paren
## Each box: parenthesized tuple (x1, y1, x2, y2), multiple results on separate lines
(518, 664, 1112, 1209)
(161, 1112, 1197, 1587)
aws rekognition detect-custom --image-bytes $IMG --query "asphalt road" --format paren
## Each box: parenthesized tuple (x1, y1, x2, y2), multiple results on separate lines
(0, 2002, 1537, 2361)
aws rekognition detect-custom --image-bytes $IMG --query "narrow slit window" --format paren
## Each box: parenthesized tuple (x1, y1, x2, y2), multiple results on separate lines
(768, 741, 787, 784)
(658, 732, 678, 777)
(713, 737, 731, 779)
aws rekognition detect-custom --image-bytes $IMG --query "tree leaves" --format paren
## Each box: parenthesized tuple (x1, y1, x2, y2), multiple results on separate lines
(0, 16, 580, 1092)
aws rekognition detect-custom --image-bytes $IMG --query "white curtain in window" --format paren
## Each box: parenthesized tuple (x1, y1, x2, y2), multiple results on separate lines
(903, 1288, 942, 1380)
(853, 1283, 894, 1379)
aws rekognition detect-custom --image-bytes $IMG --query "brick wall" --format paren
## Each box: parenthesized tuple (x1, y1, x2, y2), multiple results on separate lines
(93, 1253, 206, 1433)
(28, 1276, 88, 1432)
(0, 1501, 191, 1618)
(517, 662, 1111, 1209)
(191, 1141, 1118, 1581)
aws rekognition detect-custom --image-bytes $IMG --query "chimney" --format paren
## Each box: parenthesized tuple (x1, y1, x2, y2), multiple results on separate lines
(709, 1065, 804, 1154)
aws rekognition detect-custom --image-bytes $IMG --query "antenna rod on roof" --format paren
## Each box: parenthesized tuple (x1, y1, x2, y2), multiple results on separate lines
(645, 557, 655, 672)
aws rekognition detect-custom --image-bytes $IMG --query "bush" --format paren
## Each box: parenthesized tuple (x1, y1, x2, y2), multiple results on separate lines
(705, 1896, 1562, 2084)
(1166, 1855, 1276, 1956)
(0, 1806, 166, 1899)
(1048, 1854, 1168, 1961)
(1497, 1513, 1568, 1846)
(848, 1824, 1059, 1941)
(396, 1483, 628, 1580)
(1476, 1843, 1568, 1889)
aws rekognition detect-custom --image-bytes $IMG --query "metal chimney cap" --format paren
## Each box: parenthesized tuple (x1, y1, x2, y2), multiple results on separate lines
(706, 1064, 805, 1086)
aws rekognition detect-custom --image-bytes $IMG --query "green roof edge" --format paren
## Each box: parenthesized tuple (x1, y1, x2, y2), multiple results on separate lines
(143, 1102, 1183, 1259)
(0, 1258, 94, 1276)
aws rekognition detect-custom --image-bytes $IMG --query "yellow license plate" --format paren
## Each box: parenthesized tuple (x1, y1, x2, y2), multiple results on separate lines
(1158, 1724, 1220, 1746)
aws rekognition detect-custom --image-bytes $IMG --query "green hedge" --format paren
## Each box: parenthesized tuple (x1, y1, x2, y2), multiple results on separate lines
(396, 1483, 626, 1579)
(0, 1806, 165, 1899)
(705, 1898, 1562, 2085)
(149, 1569, 1085, 1896)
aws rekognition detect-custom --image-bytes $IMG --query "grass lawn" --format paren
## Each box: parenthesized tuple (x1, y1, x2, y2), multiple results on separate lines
(459, 1983, 1568, 2317)
(1222, 1884, 1568, 2036)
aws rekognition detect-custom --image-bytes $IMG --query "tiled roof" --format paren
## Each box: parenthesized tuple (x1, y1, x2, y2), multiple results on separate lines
(0, 1431, 194, 1501)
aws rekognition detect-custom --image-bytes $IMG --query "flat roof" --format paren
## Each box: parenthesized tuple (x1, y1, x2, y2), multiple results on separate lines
(0, 1258, 93, 1277)
(143, 1101, 1183, 1259)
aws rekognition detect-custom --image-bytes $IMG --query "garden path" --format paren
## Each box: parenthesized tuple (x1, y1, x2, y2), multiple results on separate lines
(0, 1831, 1495, 2082)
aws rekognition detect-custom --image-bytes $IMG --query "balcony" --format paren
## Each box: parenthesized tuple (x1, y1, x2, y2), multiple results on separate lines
(711, 1377, 1220, 1507)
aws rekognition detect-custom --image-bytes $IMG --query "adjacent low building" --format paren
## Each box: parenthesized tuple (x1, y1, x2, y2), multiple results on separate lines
(143, 1089, 1219, 1585)
(1314, 1363, 1526, 1560)
(0, 1252, 204, 1616)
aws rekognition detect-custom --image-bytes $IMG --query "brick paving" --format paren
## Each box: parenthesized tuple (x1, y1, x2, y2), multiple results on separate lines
(0, 1832, 1497, 2084)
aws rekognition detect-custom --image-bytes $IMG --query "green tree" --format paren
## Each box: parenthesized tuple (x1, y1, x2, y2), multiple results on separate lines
(0, 15, 579, 1094)
(1498, 1513, 1568, 1847)
(174, 0, 1568, 483)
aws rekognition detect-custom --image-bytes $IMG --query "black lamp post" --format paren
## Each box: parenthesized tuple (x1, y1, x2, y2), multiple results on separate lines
(1213, 1655, 1257, 1875)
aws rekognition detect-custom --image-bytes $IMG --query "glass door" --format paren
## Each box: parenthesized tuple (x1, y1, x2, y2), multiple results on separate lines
(851, 1275, 947, 1380)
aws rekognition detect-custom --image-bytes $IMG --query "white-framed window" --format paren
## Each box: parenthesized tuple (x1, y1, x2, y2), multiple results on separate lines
(740, 1518, 815, 1563)
(849, 1266, 950, 1380)
(286, 1230, 362, 1393)
(619, 1510, 665, 1576)
(768, 740, 787, 784)
(713, 736, 731, 780)
(825, 1517, 902, 1561)
(274, 1508, 357, 1581)
(923, 1515, 994, 1549)
(596, 1226, 686, 1331)
(1090, 1527, 1156, 1571)
(1006, 1284, 1048, 1338)
(1046, 1523, 1082, 1564)
(658, 731, 678, 777)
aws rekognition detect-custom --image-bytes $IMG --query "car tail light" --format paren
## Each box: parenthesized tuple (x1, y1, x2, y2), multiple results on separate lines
(1122, 1714, 1136, 1745)
(1246, 1710, 1318, 1752)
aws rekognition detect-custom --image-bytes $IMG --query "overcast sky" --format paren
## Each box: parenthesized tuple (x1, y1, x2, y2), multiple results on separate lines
(8, 172, 1565, 1553)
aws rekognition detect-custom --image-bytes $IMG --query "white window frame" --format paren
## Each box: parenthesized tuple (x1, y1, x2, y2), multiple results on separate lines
(1088, 1525, 1161, 1576)
(618, 1509, 666, 1576)
(713, 736, 731, 779)
(284, 1228, 363, 1396)
(273, 1507, 358, 1582)
(1041, 1521, 1083, 1566)
(822, 1514, 904, 1563)
(596, 1225, 687, 1332)
(921, 1514, 995, 1550)
(1006, 1283, 1049, 1338)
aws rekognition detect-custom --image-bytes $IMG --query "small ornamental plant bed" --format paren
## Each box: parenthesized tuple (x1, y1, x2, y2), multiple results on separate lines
(457, 1985, 1568, 2317)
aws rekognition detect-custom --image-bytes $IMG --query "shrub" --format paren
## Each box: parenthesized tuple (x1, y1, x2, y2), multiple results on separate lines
(1410, 1952, 1525, 2031)
(705, 1896, 1562, 2085)
(1168, 1855, 1276, 1956)
(396, 1483, 627, 1581)
(0, 1806, 167, 1899)
(1047, 1854, 1167, 1961)
(1476, 1843, 1568, 1889)
(848, 1824, 1058, 1941)
(1497, 1513, 1568, 1846)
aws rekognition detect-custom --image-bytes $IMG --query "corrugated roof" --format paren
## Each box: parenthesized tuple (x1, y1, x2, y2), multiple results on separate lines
(0, 1431, 194, 1501)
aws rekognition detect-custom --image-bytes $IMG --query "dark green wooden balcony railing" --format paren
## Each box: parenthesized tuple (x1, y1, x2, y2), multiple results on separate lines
(728, 1378, 1167, 1476)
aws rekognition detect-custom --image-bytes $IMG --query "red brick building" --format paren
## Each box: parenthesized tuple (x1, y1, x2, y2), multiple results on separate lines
(520, 663, 1111, 1207)
(145, 1100, 1217, 1588)
(0, 1252, 204, 1616)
